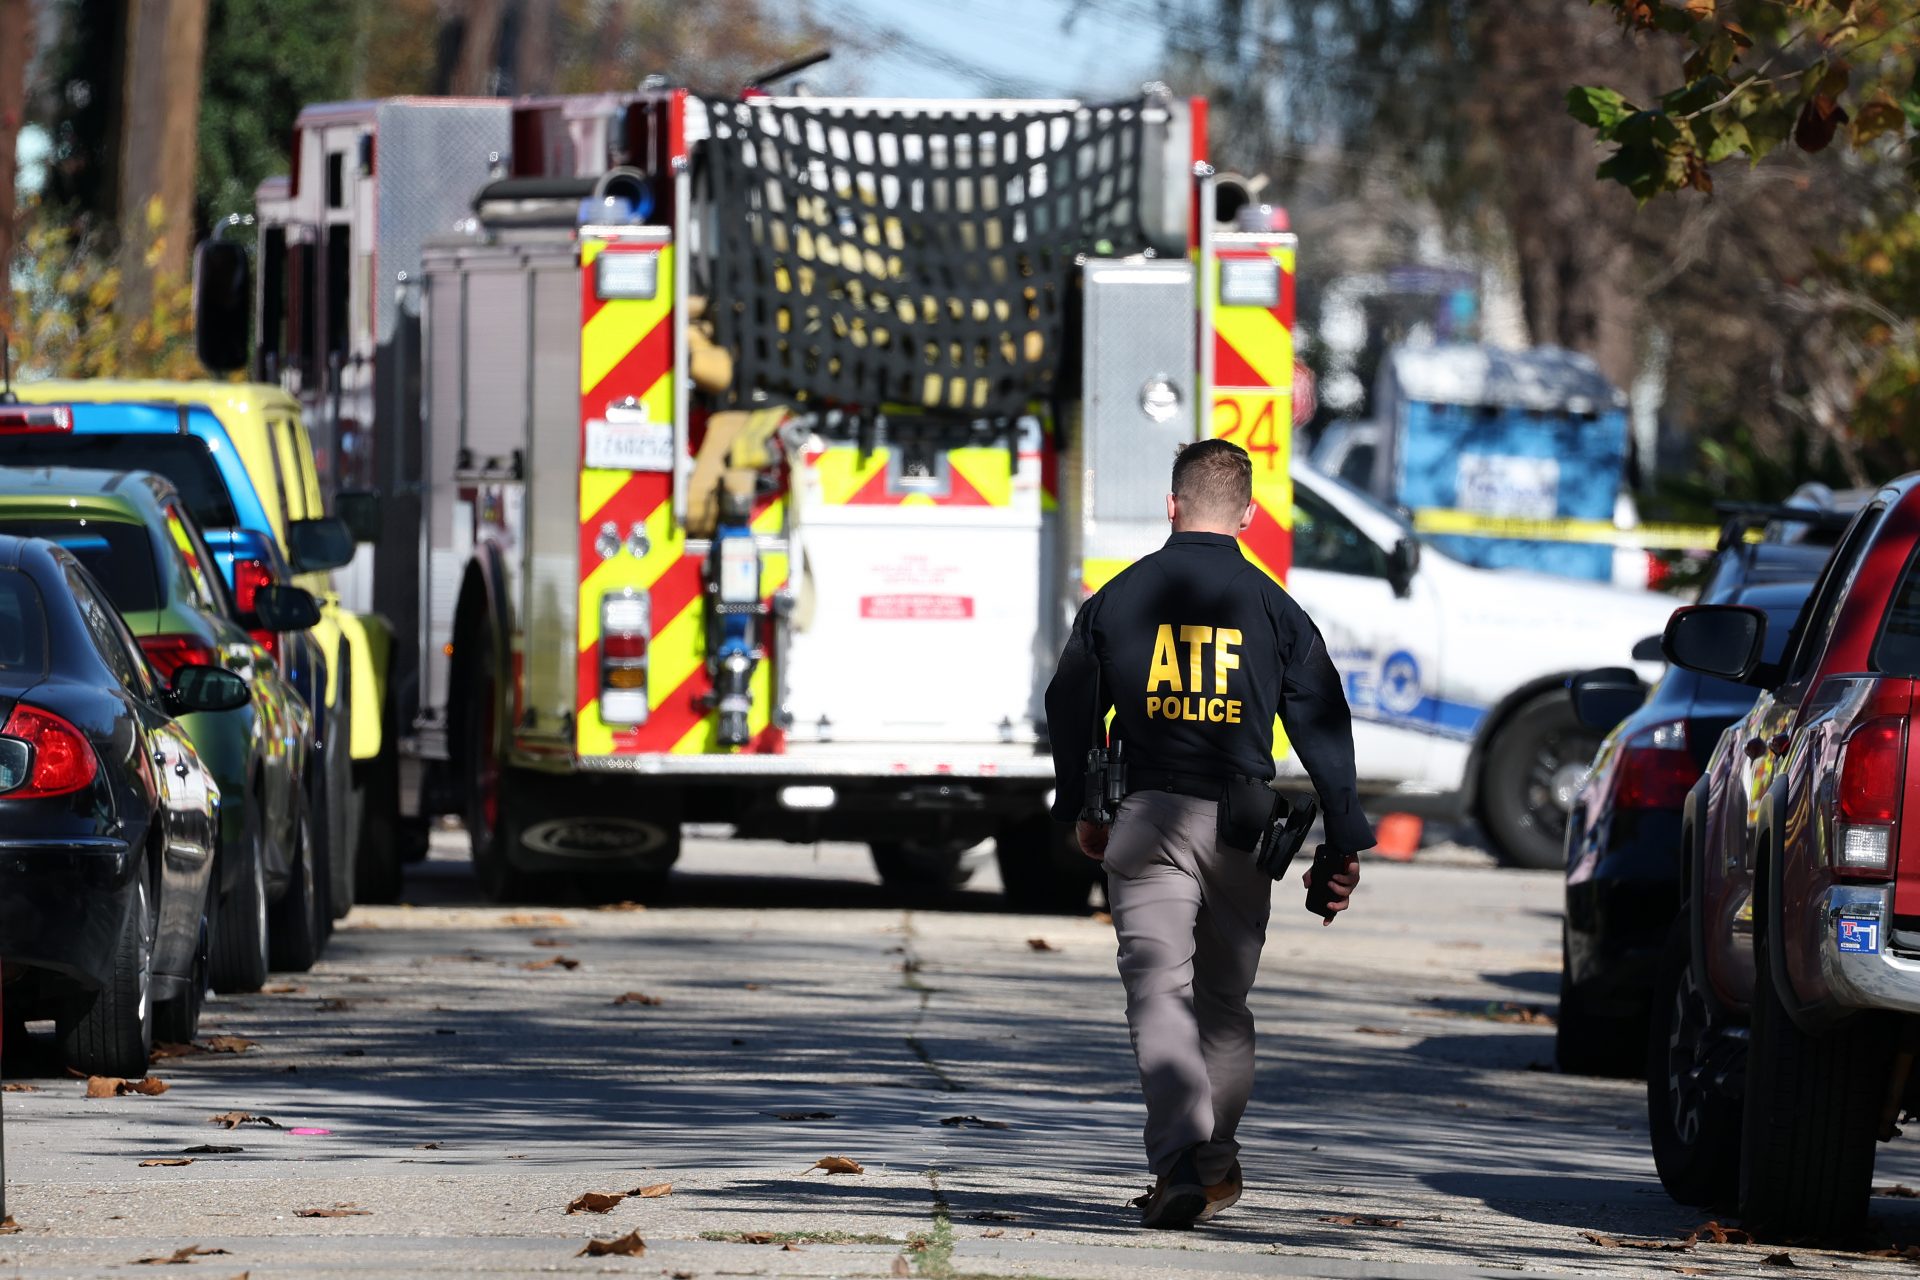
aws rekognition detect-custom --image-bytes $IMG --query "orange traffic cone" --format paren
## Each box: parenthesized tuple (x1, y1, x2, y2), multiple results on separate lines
(1373, 812, 1422, 862)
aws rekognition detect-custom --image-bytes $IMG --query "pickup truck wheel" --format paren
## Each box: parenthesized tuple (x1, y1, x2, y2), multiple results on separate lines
(58, 876, 154, 1078)
(1737, 919, 1894, 1239)
(209, 819, 269, 994)
(1555, 930, 1645, 1077)
(995, 813, 1098, 913)
(268, 799, 328, 972)
(1647, 916, 1740, 1208)
(1480, 690, 1597, 870)
(871, 840, 976, 889)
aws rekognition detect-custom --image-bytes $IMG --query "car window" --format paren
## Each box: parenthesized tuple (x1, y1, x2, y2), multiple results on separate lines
(161, 502, 228, 617)
(1337, 442, 1376, 490)
(1873, 543, 1920, 677)
(63, 561, 151, 697)
(269, 414, 304, 522)
(1292, 485, 1387, 578)
(0, 569, 49, 674)
(0, 518, 162, 612)
(4, 434, 241, 530)
(1784, 504, 1884, 685)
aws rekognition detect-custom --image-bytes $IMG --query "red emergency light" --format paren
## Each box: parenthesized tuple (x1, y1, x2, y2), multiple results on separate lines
(0, 406, 72, 434)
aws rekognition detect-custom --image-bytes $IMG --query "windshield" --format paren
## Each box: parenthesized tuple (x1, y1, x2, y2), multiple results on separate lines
(0, 518, 162, 613)
(0, 569, 48, 675)
(1315, 470, 1466, 565)
(3, 435, 239, 531)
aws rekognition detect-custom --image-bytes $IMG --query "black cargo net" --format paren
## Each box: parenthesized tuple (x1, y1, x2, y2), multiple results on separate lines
(699, 98, 1151, 421)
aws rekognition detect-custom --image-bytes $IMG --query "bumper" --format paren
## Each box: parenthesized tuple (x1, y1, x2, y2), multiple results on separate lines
(1818, 884, 1920, 1015)
(0, 837, 139, 991)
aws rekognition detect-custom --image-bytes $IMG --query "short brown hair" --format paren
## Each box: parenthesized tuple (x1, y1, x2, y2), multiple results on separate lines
(1171, 439, 1253, 522)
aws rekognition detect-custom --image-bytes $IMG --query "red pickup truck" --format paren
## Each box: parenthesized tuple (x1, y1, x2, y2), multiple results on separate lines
(1650, 476, 1920, 1238)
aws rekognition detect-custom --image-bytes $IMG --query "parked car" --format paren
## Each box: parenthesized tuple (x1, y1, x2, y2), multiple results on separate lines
(0, 531, 246, 1075)
(0, 467, 327, 992)
(1283, 466, 1674, 868)
(1557, 503, 1858, 1076)
(1649, 477, 1920, 1237)
(1, 384, 397, 913)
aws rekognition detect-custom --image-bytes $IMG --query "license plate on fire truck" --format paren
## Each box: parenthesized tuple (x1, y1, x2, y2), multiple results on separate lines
(585, 407, 674, 472)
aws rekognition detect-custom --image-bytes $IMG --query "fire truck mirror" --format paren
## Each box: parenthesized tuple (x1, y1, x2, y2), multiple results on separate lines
(192, 240, 251, 374)
(335, 491, 382, 546)
(288, 516, 357, 573)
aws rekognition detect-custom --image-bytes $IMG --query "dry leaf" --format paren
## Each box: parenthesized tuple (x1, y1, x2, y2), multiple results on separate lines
(0, 1216, 20, 1234)
(1026, 938, 1058, 952)
(2, 1083, 38, 1093)
(1320, 1214, 1404, 1228)
(139, 1158, 194, 1167)
(503, 912, 571, 927)
(1682, 1221, 1752, 1246)
(531, 937, 565, 947)
(133, 1244, 230, 1264)
(1091, 911, 1112, 924)
(737, 1232, 775, 1244)
(781, 1242, 803, 1251)
(939, 1115, 1010, 1130)
(613, 992, 663, 1006)
(521, 956, 581, 971)
(261, 983, 304, 994)
(566, 1191, 626, 1214)
(414, 1142, 442, 1150)
(743, 982, 764, 990)
(982, 1227, 1004, 1238)
(208, 1112, 282, 1130)
(150, 1042, 202, 1061)
(87, 1076, 168, 1097)
(629, 1183, 672, 1198)
(771, 1111, 834, 1121)
(890, 1257, 911, 1277)
(1763, 1254, 1797, 1267)
(811, 1156, 865, 1175)
(594, 901, 647, 912)
(295, 1204, 370, 1218)
(202, 1036, 256, 1054)
(1582, 1231, 1689, 1252)
(183, 1145, 243, 1155)
(576, 1229, 646, 1258)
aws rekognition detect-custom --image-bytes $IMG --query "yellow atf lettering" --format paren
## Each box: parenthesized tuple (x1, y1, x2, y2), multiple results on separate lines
(1214, 627, 1241, 695)
(1207, 697, 1224, 722)
(1147, 625, 1182, 693)
(1145, 696, 1162, 718)
(1179, 625, 1212, 692)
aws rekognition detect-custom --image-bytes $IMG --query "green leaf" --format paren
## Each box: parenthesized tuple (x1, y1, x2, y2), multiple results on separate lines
(1568, 85, 1636, 135)
(1665, 73, 1732, 117)
(1694, 116, 1751, 164)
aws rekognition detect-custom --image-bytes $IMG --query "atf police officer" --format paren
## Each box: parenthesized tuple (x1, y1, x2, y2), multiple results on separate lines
(1045, 438, 1373, 1230)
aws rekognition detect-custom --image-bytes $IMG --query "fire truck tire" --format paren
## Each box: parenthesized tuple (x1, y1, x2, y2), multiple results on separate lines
(870, 840, 976, 889)
(1737, 912, 1894, 1239)
(468, 767, 542, 903)
(994, 813, 1098, 913)
(1479, 689, 1597, 871)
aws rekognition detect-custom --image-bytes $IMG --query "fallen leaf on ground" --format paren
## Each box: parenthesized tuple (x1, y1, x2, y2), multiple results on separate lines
(982, 1227, 1005, 1238)
(503, 912, 571, 927)
(770, 1111, 834, 1121)
(87, 1076, 168, 1098)
(1866, 1245, 1920, 1259)
(1026, 938, 1058, 952)
(1878, 1184, 1920, 1198)
(208, 1112, 282, 1130)
(531, 937, 566, 947)
(781, 1242, 803, 1251)
(1478, 1002, 1554, 1025)
(260, 983, 304, 994)
(594, 901, 647, 913)
(1762, 1253, 1796, 1267)
(521, 956, 581, 971)
(734, 1232, 775, 1244)
(295, 1204, 370, 1218)
(2, 1083, 38, 1092)
(150, 1043, 202, 1061)
(0, 1216, 19, 1234)
(139, 1158, 193, 1167)
(628, 1183, 672, 1198)
(133, 1244, 230, 1264)
(201, 1036, 256, 1054)
(1091, 911, 1112, 924)
(183, 1145, 243, 1155)
(566, 1191, 625, 1214)
(1320, 1214, 1404, 1229)
(939, 1115, 1010, 1130)
(414, 1142, 442, 1150)
(743, 982, 764, 990)
(811, 1156, 864, 1175)
(613, 992, 663, 1006)
(890, 1256, 911, 1277)
(1682, 1221, 1752, 1246)
(577, 1229, 646, 1257)
(1581, 1231, 1688, 1252)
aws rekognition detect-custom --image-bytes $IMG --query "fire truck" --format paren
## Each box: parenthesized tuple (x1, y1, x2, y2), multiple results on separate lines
(191, 86, 1298, 908)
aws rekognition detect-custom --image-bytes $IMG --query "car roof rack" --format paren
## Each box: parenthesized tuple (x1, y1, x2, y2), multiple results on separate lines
(1713, 501, 1857, 552)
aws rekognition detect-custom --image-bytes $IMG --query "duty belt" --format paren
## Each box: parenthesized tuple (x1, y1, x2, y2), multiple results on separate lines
(1126, 767, 1228, 801)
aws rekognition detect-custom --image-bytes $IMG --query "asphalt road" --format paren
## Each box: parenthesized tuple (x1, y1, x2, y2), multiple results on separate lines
(5, 831, 1920, 1278)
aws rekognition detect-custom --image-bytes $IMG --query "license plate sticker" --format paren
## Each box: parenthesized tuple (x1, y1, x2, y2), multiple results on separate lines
(1838, 916, 1881, 955)
(585, 409, 674, 473)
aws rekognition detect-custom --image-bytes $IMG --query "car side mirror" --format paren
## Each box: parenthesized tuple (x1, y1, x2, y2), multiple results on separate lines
(168, 663, 249, 714)
(1631, 634, 1665, 663)
(1569, 667, 1645, 732)
(1386, 536, 1420, 599)
(335, 489, 381, 545)
(286, 516, 355, 573)
(251, 585, 321, 632)
(192, 239, 251, 374)
(1663, 604, 1767, 683)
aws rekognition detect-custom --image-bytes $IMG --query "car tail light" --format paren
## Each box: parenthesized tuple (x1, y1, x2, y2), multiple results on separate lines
(1616, 720, 1699, 810)
(0, 405, 72, 434)
(599, 590, 651, 725)
(1835, 716, 1904, 878)
(139, 634, 222, 681)
(0, 704, 99, 797)
(231, 557, 279, 658)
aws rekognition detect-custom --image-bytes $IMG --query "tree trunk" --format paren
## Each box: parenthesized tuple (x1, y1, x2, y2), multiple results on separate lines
(0, 0, 32, 346)
(117, 0, 208, 348)
(513, 0, 557, 96)
(450, 0, 506, 96)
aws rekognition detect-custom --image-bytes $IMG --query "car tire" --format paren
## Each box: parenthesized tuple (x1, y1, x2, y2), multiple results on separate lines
(152, 913, 210, 1045)
(1647, 915, 1740, 1208)
(1480, 689, 1599, 870)
(353, 668, 406, 905)
(871, 839, 977, 889)
(323, 653, 358, 918)
(1737, 914, 1894, 1239)
(1555, 931, 1646, 1077)
(268, 800, 328, 972)
(995, 813, 1099, 913)
(59, 876, 155, 1078)
(209, 819, 270, 994)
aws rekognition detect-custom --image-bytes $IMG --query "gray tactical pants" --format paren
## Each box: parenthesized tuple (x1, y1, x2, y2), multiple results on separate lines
(1102, 790, 1273, 1182)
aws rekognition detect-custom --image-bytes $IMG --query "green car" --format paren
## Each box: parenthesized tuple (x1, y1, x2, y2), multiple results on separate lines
(0, 467, 328, 996)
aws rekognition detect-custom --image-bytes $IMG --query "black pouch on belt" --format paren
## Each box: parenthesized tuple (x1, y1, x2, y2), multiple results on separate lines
(1216, 775, 1279, 853)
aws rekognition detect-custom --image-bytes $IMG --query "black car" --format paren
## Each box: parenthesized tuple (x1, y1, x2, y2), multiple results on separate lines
(0, 534, 245, 1076)
(1554, 507, 1848, 1076)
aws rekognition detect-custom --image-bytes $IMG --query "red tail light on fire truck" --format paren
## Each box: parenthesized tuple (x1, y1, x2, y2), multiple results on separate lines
(600, 589, 651, 725)
(1834, 715, 1904, 878)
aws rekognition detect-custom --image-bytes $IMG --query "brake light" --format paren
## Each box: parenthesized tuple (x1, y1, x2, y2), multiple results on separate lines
(139, 634, 222, 681)
(0, 704, 99, 797)
(600, 590, 651, 725)
(1615, 720, 1698, 810)
(231, 557, 279, 658)
(1835, 716, 1904, 878)
(0, 405, 72, 434)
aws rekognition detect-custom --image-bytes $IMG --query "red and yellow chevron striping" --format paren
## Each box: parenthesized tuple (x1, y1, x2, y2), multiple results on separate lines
(1208, 237, 1296, 585)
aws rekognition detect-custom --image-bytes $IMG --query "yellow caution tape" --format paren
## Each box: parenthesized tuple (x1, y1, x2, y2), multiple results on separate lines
(1411, 508, 1726, 552)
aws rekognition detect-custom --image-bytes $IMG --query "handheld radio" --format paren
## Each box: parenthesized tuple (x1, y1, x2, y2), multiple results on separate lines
(1080, 667, 1126, 824)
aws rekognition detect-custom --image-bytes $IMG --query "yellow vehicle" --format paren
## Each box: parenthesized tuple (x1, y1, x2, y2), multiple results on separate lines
(5, 379, 401, 907)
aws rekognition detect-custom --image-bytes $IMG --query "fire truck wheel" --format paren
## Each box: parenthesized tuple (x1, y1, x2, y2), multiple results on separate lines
(994, 813, 1098, 913)
(467, 767, 541, 903)
(1479, 689, 1598, 871)
(870, 840, 976, 890)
